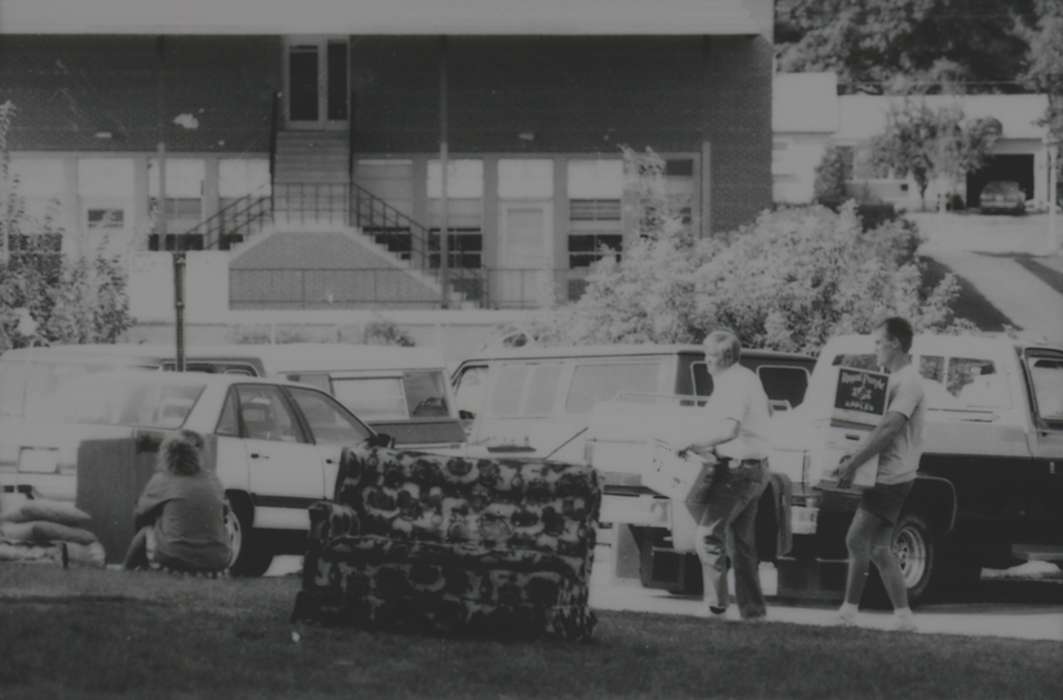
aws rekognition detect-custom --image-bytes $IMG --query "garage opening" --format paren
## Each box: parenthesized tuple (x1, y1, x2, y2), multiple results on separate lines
(966, 154, 1035, 206)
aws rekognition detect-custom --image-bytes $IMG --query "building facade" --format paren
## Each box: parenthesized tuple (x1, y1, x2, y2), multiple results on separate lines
(1, 1, 775, 310)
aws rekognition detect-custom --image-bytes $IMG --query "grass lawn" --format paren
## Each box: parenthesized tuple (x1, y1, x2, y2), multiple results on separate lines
(919, 256, 1015, 331)
(2, 567, 1062, 699)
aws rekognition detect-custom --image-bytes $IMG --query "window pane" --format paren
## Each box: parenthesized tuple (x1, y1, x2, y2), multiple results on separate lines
(287, 387, 372, 445)
(454, 365, 488, 419)
(757, 366, 809, 409)
(565, 362, 662, 414)
(691, 362, 713, 397)
(332, 377, 407, 420)
(403, 371, 450, 418)
(1029, 358, 1063, 420)
(490, 364, 529, 418)
(919, 355, 945, 383)
(236, 385, 302, 442)
(947, 357, 1006, 408)
(523, 363, 563, 416)
(286, 373, 332, 393)
(216, 390, 240, 436)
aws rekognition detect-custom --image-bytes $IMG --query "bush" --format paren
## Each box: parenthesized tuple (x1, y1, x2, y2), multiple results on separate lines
(813, 145, 854, 207)
(545, 203, 971, 355)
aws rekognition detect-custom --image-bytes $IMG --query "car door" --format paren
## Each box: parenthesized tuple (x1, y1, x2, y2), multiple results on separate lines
(1022, 348, 1063, 540)
(233, 384, 319, 530)
(284, 385, 374, 496)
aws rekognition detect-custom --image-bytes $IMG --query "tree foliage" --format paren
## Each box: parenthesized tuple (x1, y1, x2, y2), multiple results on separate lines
(813, 145, 854, 206)
(1023, 4, 1063, 144)
(0, 101, 134, 351)
(776, 0, 1038, 95)
(538, 200, 973, 356)
(869, 98, 1000, 207)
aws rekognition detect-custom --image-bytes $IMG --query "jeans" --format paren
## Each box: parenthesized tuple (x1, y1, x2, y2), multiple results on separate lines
(695, 459, 769, 618)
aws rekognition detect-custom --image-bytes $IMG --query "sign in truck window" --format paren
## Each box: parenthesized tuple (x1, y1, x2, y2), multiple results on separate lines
(833, 367, 889, 426)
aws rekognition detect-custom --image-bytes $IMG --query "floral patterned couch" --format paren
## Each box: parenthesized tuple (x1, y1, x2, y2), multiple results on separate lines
(291, 445, 602, 640)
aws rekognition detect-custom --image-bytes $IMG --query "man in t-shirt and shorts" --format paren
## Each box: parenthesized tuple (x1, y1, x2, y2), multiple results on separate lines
(833, 317, 925, 632)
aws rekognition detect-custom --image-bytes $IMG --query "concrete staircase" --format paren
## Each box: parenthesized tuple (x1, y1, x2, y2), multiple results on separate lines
(274, 130, 348, 184)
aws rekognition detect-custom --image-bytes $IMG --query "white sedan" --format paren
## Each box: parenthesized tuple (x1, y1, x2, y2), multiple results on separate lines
(3, 371, 390, 576)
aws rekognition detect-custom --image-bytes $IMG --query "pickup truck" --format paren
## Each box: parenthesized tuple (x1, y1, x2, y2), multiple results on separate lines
(769, 333, 1063, 606)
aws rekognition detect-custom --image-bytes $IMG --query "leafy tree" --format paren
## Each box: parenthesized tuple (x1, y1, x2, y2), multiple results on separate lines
(1023, 3, 1063, 196)
(813, 145, 854, 206)
(0, 101, 134, 350)
(538, 197, 974, 355)
(776, 0, 1037, 95)
(869, 98, 999, 208)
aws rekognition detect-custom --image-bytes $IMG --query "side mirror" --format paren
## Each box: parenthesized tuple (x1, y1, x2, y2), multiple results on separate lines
(367, 432, 395, 449)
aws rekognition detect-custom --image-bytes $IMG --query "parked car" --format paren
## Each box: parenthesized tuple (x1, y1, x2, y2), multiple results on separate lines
(770, 333, 1063, 606)
(0, 342, 463, 464)
(979, 180, 1026, 215)
(0, 370, 391, 576)
(450, 343, 816, 593)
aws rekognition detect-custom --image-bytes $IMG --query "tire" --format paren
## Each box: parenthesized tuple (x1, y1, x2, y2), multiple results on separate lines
(866, 512, 936, 608)
(225, 495, 273, 577)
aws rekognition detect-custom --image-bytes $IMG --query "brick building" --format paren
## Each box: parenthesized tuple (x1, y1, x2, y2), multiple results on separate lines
(1, 0, 774, 310)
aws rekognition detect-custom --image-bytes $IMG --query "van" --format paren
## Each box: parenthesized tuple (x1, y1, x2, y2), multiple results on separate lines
(0, 342, 464, 465)
(450, 343, 815, 592)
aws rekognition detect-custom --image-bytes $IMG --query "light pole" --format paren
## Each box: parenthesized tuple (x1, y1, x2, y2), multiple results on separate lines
(1048, 137, 1061, 253)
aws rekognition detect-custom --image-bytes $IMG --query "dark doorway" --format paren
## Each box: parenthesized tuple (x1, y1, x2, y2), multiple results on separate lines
(288, 44, 319, 122)
(966, 154, 1035, 206)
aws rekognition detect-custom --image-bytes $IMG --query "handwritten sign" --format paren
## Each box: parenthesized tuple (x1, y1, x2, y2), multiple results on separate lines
(832, 367, 889, 427)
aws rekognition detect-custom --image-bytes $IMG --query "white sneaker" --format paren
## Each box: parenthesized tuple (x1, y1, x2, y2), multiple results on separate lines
(893, 615, 918, 633)
(836, 607, 859, 627)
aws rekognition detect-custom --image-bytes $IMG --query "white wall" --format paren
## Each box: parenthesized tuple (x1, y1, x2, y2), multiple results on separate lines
(772, 133, 830, 204)
(128, 251, 231, 323)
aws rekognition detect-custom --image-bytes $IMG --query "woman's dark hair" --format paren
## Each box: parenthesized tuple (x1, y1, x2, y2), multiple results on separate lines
(159, 429, 205, 476)
(878, 316, 915, 353)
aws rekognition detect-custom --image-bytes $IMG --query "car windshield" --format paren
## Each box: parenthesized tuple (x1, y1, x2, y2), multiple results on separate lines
(28, 374, 206, 429)
(982, 181, 1020, 195)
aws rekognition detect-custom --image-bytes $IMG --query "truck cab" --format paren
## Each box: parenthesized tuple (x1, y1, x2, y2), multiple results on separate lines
(770, 333, 1063, 605)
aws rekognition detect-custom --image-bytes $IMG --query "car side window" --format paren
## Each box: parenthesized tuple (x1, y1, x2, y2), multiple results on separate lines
(286, 386, 373, 445)
(756, 365, 810, 411)
(947, 356, 1007, 408)
(453, 365, 488, 420)
(216, 389, 240, 437)
(1027, 355, 1063, 422)
(691, 362, 713, 397)
(235, 385, 304, 443)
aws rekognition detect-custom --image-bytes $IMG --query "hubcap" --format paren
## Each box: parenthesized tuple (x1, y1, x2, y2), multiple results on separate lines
(224, 501, 242, 568)
(894, 524, 928, 589)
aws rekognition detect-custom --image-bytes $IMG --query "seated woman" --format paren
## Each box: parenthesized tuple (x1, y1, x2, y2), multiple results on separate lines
(122, 429, 231, 575)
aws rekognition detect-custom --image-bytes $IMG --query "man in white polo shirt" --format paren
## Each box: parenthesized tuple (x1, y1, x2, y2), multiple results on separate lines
(679, 329, 772, 621)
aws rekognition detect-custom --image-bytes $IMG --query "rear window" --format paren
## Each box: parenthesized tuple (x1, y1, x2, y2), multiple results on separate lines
(33, 375, 206, 429)
(565, 361, 663, 414)
(0, 359, 119, 419)
(330, 370, 451, 420)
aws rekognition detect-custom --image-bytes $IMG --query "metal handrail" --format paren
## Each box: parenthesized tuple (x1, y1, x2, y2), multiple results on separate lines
(181, 185, 273, 250)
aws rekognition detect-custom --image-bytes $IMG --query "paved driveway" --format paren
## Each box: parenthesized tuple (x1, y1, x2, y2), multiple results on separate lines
(913, 212, 1063, 342)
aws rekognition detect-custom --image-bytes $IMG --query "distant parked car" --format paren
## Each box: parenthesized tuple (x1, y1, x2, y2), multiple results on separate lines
(979, 180, 1026, 215)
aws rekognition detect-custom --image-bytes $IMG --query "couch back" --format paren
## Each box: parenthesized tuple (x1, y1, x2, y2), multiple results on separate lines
(333, 446, 602, 559)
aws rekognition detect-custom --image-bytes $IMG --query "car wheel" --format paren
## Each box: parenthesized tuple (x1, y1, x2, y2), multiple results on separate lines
(225, 495, 273, 577)
(866, 512, 936, 608)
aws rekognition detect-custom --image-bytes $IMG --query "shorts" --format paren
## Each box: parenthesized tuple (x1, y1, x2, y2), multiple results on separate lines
(859, 481, 914, 525)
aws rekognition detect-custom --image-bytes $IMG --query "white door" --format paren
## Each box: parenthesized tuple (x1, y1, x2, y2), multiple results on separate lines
(499, 202, 554, 307)
(284, 36, 349, 130)
(283, 385, 374, 496)
(234, 384, 321, 530)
